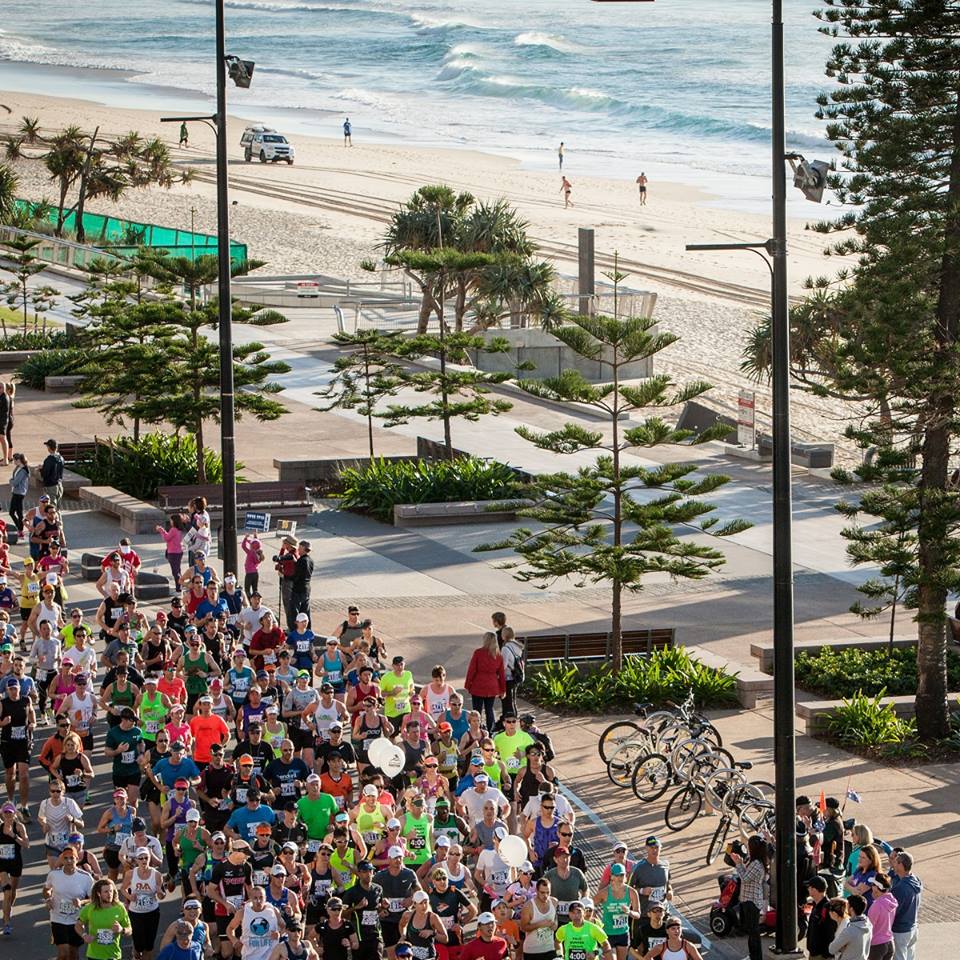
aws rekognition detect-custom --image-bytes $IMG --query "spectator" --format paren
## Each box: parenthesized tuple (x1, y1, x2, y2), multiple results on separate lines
(890, 852, 921, 960)
(465, 633, 505, 731)
(40, 439, 64, 508)
(829, 896, 872, 960)
(867, 873, 896, 960)
(805, 876, 837, 960)
(730, 835, 767, 960)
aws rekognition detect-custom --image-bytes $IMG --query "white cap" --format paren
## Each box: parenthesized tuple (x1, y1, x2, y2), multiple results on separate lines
(388, 845, 404, 858)
(519, 860, 534, 872)
(306, 773, 321, 783)
(412, 890, 429, 904)
(134, 847, 150, 858)
(493, 826, 508, 840)
(387, 818, 402, 829)
(477, 912, 496, 925)
(266, 705, 279, 714)
(296, 612, 309, 622)
(271, 863, 287, 876)
(435, 836, 451, 848)
(185, 809, 201, 822)
(581, 897, 595, 909)
(362, 784, 378, 797)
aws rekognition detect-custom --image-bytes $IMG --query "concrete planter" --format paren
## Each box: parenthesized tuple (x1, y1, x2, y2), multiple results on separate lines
(470, 328, 654, 383)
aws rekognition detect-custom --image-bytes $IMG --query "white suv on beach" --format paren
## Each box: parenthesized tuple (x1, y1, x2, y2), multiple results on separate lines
(240, 125, 295, 164)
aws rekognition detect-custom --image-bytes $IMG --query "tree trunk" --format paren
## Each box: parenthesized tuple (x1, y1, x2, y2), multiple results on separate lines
(915, 91, 960, 741)
(196, 415, 206, 482)
(364, 347, 375, 459)
(55, 179, 69, 238)
(455, 277, 467, 333)
(612, 577, 623, 674)
(438, 271, 452, 459)
(73, 128, 99, 245)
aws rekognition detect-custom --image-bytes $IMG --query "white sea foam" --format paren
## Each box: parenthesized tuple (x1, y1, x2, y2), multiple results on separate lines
(513, 32, 581, 54)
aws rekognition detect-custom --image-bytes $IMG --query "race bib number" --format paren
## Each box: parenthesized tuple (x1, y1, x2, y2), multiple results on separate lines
(264, 651, 277, 664)
(0, 844, 14, 859)
(235, 788, 248, 804)
(306, 839, 321, 853)
(568, 952, 587, 960)
(362, 910, 378, 927)
(46, 572, 58, 585)
(27, 582, 39, 595)
(412, 948, 431, 960)
(312, 879, 331, 901)
(10, 726, 26, 740)
(96, 928, 115, 945)
(116, 832, 131, 848)
(55, 901, 80, 922)
(557, 901, 571, 916)
(296, 640, 311, 654)
(394, 699, 408, 713)
(507, 757, 521, 769)
(327, 671, 342, 685)
(121, 750, 135, 764)
(388, 898, 404, 913)
(281, 782, 296, 795)
(649, 886, 666, 902)
(48, 831, 68, 848)
(611, 913, 628, 930)
(253, 870, 268, 887)
(66, 773, 83, 788)
(136, 894, 155, 911)
(145, 721, 160, 734)
(227, 895, 243, 911)
(440, 915, 454, 929)
(492, 870, 508, 886)
(362, 830, 379, 845)
(409, 835, 425, 850)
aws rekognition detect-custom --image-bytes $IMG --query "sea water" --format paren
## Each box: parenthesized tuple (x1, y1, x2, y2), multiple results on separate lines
(0, 0, 837, 206)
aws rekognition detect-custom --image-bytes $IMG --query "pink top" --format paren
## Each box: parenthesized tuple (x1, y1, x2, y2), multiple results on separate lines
(867, 891, 896, 945)
(242, 536, 263, 574)
(158, 526, 184, 553)
(164, 721, 192, 749)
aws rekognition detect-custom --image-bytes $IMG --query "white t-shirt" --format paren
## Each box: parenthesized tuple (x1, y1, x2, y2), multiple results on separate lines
(460, 787, 509, 824)
(40, 796, 83, 848)
(241, 903, 280, 960)
(46, 867, 93, 925)
(70, 645, 98, 676)
(239, 605, 274, 643)
(120, 834, 163, 866)
(522, 794, 573, 822)
(476, 848, 514, 896)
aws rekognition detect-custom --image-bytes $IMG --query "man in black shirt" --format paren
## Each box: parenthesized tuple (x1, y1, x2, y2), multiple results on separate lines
(196, 744, 234, 832)
(264, 740, 310, 810)
(272, 811, 309, 852)
(232, 722, 275, 780)
(1, 676, 34, 817)
(291, 541, 314, 628)
(342, 861, 385, 960)
(316, 725, 357, 774)
(40, 439, 64, 508)
(210, 840, 253, 941)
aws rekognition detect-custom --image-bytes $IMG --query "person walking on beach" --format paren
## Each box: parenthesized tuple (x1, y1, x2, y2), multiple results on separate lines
(343, 118, 352, 147)
(636, 172, 648, 205)
(178, 123, 189, 149)
(560, 176, 573, 208)
(558, 142, 565, 171)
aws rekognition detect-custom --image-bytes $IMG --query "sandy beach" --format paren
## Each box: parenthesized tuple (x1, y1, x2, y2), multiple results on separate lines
(0, 85, 863, 454)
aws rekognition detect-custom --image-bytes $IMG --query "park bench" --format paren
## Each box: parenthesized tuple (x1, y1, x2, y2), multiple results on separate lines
(394, 499, 531, 527)
(79, 485, 167, 535)
(796, 694, 916, 735)
(519, 627, 675, 664)
(756, 434, 835, 469)
(157, 481, 312, 531)
(79, 552, 171, 600)
(44, 375, 85, 392)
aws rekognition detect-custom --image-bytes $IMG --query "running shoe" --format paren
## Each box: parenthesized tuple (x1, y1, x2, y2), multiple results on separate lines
(18, 806, 29, 822)
(1, 923, 11, 935)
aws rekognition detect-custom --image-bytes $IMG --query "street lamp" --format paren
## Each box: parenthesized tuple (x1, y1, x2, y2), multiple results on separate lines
(161, 0, 251, 576)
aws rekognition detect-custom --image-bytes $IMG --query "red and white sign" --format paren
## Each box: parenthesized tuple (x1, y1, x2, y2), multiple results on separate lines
(737, 390, 756, 447)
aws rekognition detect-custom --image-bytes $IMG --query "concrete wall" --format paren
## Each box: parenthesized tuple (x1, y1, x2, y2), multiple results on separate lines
(469, 328, 654, 382)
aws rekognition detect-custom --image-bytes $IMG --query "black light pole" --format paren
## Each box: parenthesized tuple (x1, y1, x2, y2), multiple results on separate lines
(213, 0, 239, 579)
(162, 0, 241, 576)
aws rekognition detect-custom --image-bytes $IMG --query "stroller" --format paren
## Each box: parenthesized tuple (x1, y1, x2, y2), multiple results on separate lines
(709, 874, 776, 938)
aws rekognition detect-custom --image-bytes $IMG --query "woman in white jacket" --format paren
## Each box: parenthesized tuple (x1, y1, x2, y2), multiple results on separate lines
(829, 895, 873, 960)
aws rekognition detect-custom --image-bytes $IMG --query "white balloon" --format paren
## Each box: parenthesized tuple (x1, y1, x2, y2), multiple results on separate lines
(498, 834, 528, 868)
(366, 737, 393, 768)
(378, 743, 406, 776)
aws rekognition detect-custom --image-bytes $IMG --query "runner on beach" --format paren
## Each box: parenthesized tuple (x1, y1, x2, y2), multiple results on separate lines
(636, 172, 648, 205)
(558, 142, 565, 171)
(343, 118, 352, 147)
(560, 177, 574, 208)
(178, 123, 189, 149)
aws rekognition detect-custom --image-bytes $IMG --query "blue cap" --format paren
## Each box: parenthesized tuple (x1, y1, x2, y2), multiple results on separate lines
(4, 676, 18, 687)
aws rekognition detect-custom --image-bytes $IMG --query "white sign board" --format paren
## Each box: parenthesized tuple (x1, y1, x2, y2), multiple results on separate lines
(737, 390, 756, 448)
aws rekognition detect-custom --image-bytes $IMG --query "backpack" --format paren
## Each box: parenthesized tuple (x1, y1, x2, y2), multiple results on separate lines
(508, 643, 525, 685)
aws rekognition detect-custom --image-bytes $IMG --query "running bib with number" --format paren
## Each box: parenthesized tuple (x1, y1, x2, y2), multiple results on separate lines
(27, 582, 39, 595)
(145, 721, 160, 734)
(116, 832, 131, 848)
(492, 870, 508, 885)
(96, 929, 115, 945)
(0, 844, 14, 859)
(611, 913, 628, 930)
(394, 700, 408, 713)
(48, 832, 68, 848)
(66, 773, 83, 788)
(55, 901, 79, 922)
(235, 788, 248, 804)
(649, 886, 666, 902)
(411, 948, 431, 959)
(121, 750, 135, 764)
(388, 898, 404, 913)
(46, 572, 58, 585)
(440, 915, 454, 929)
(311, 879, 332, 901)
(557, 901, 571, 916)
(568, 952, 587, 960)
(253, 870, 268, 887)
(326, 670, 342, 684)
(136, 894, 156, 911)
(409, 835, 426, 850)
(507, 757, 521, 769)
(306, 839, 321, 853)
(296, 640, 311, 653)
(227, 895, 243, 910)
(363, 830, 379, 844)
(10, 726, 25, 740)
(362, 910, 378, 926)
(281, 782, 296, 795)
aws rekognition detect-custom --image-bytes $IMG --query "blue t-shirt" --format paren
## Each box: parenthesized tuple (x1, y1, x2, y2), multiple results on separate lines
(286, 630, 316, 670)
(156, 940, 204, 960)
(227, 667, 255, 705)
(443, 709, 470, 743)
(264, 756, 310, 804)
(195, 598, 229, 622)
(153, 756, 201, 789)
(192, 565, 215, 586)
(226, 803, 277, 840)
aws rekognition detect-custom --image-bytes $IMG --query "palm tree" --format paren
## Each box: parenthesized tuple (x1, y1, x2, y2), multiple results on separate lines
(0, 162, 18, 222)
(18, 116, 41, 144)
(43, 125, 87, 237)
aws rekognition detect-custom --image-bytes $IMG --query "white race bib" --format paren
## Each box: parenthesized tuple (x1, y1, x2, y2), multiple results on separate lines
(10, 726, 25, 740)
(227, 895, 243, 910)
(96, 928, 115, 945)
(121, 750, 135, 765)
(145, 721, 160, 734)
(0, 844, 14, 859)
(362, 910, 378, 926)
(46, 573, 58, 585)
(136, 894, 156, 911)
(394, 699, 408, 713)
(253, 870, 268, 887)
(27, 582, 39, 595)
(48, 831, 68, 849)
(306, 839, 321, 853)
(388, 898, 404, 913)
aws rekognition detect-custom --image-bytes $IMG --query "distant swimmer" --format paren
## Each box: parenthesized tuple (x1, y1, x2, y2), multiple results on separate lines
(558, 141, 565, 171)
(343, 117, 352, 147)
(179, 122, 189, 149)
(636, 171, 648, 205)
(560, 176, 573, 208)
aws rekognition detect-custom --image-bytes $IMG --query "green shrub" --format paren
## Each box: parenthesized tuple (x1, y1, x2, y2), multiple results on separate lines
(524, 646, 739, 713)
(794, 645, 960, 698)
(339, 457, 521, 523)
(0, 330, 69, 351)
(75, 433, 243, 500)
(824, 690, 917, 746)
(15, 347, 90, 388)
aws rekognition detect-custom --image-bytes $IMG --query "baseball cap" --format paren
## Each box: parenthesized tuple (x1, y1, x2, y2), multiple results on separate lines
(174, 778, 189, 789)
(358, 860, 374, 871)
(282, 842, 299, 853)
(613, 840, 628, 851)
(387, 818, 402, 829)
(306, 773, 321, 783)
(362, 784, 378, 797)
(4, 676, 18, 687)
(296, 612, 309, 622)
(469, 756, 483, 767)
(645, 835, 661, 847)
(436, 835, 451, 848)
(198, 695, 213, 704)
(186, 809, 201, 822)
(611, 863, 626, 876)
(271, 863, 287, 876)
(493, 825, 508, 840)
(238, 754, 254, 764)
(170, 741, 186, 752)
(134, 846, 150, 858)
(413, 891, 429, 904)
(477, 912, 496, 925)
(183, 899, 202, 910)
(437, 722, 452, 733)
(230, 839, 251, 851)
(388, 845, 404, 859)
(474, 774, 489, 784)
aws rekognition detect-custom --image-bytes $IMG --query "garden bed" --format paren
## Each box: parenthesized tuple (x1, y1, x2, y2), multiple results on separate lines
(793, 645, 960, 699)
(521, 647, 739, 715)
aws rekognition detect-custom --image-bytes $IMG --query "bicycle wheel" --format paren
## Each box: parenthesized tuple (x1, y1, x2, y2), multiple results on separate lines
(738, 799, 775, 838)
(606, 740, 648, 788)
(706, 815, 732, 865)
(704, 767, 741, 812)
(599, 721, 640, 763)
(689, 747, 736, 788)
(630, 752, 672, 802)
(665, 783, 703, 832)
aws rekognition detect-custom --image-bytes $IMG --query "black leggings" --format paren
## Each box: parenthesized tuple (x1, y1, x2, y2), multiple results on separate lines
(9, 493, 23, 533)
(130, 908, 161, 952)
(472, 695, 497, 731)
(740, 901, 762, 960)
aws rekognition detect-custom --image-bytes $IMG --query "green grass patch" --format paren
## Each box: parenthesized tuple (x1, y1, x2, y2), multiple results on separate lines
(523, 646, 739, 713)
(794, 644, 960, 699)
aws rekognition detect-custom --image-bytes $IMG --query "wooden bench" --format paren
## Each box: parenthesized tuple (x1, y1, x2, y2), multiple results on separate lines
(685, 645, 773, 710)
(79, 485, 167, 535)
(520, 628, 675, 663)
(158, 481, 312, 531)
(750, 636, 916, 673)
(393, 499, 531, 527)
(44, 375, 85, 392)
(796, 695, 916, 735)
(757, 434, 835, 469)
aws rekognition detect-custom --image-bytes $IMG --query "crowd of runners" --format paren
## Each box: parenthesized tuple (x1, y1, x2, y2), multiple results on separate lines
(0, 473, 926, 960)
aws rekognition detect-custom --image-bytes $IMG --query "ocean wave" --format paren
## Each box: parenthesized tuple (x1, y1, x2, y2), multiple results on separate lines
(0, 29, 133, 71)
(177, 0, 404, 18)
(411, 12, 490, 31)
(513, 32, 581, 54)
